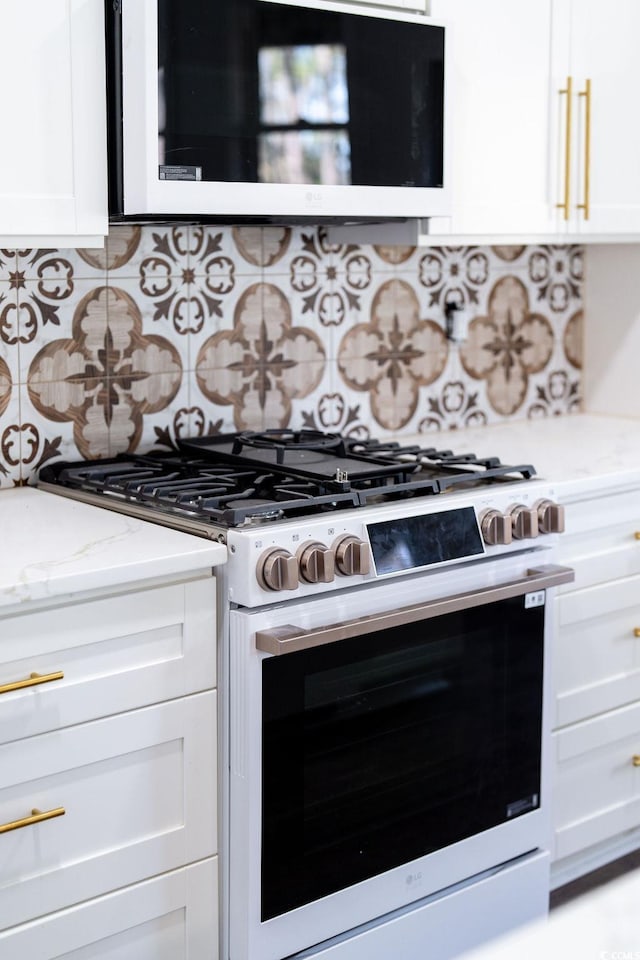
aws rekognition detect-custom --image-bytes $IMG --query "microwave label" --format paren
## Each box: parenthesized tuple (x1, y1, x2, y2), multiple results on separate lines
(159, 165, 202, 181)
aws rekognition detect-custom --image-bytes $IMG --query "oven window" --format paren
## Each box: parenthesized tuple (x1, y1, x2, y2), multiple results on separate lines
(261, 596, 545, 920)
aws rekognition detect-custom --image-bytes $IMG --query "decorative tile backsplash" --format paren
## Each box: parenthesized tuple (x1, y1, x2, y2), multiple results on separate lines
(0, 226, 583, 486)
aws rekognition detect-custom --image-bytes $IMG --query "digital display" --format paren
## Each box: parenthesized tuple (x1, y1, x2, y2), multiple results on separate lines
(367, 507, 485, 575)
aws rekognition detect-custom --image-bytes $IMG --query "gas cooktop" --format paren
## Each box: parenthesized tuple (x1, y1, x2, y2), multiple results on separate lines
(38, 429, 536, 530)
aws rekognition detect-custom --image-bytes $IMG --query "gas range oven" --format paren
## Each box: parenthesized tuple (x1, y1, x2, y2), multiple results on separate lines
(39, 430, 574, 960)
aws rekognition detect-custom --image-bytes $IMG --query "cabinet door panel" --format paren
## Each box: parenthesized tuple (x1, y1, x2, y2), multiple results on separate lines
(429, 0, 555, 237)
(0, 859, 218, 960)
(0, 692, 216, 930)
(570, 0, 640, 234)
(0, 578, 216, 743)
(0, 0, 107, 245)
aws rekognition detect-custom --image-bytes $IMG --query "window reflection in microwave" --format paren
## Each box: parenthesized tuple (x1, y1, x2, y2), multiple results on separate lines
(257, 43, 351, 184)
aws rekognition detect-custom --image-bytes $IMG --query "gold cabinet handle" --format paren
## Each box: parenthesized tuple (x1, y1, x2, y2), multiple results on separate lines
(633, 756, 640, 767)
(577, 79, 592, 220)
(0, 670, 64, 696)
(635, 532, 640, 541)
(0, 806, 65, 835)
(634, 628, 640, 638)
(556, 76, 573, 220)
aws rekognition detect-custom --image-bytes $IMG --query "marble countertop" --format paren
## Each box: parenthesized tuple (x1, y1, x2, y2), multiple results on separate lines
(402, 413, 640, 497)
(0, 487, 226, 611)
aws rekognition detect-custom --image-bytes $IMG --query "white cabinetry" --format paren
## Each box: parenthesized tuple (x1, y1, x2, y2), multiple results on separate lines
(0, 0, 107, 248)
(551, 0, 640, 236)
(551, 485, 640, 887)
(428, 0, 555, 240)
(0, 575, 218, 958)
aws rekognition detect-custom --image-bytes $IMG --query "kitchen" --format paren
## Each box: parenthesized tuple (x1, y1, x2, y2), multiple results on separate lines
(1, 0, 640, 957)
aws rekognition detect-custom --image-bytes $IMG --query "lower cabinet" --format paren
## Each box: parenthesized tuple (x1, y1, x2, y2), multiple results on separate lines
(0, 858, 217, 960)
(551, 484, 640, 886)
(0, 573, 219, 956)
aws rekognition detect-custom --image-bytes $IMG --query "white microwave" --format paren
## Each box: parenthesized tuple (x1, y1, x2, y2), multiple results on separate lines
(106, 0, 451, 223)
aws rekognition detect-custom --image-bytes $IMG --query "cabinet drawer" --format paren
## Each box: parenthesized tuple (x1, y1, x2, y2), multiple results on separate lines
(0, 858, 218, 960)
(562, 489, 640, 539)
(558, 490, 640, 591)
(0, 692, 216, 930)
(0, 577, 216, 744)
(555, 591, 640, 726)
(553, 700, 640, 861)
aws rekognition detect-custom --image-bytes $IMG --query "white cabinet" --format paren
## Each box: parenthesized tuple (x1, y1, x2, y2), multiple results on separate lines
(0, 859, 217, 960)
(551, 0, 640, 236)
(0, 573, 218, 957)
(551, 484, 640, 886)
(0, 0, 107, 248)
(427, 0, 640, 242)
(427, 0, 556, 240)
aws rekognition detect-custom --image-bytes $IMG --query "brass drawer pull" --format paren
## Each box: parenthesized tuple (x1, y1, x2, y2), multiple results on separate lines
(634, 629, 640, 638)
(633, 756, 640, 767)
(0, 670, 64, 696)
(635, 532, 640, 540)
(0, 806, 65, 835)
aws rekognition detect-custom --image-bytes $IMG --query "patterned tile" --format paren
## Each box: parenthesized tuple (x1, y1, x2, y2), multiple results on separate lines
(17, 279, 111, 385)
(4, 227, 584, 484)
(336, 277, 449, 432)
(17, 382, 84, 476)
(459, 275, 555, 418)
(194, 280, 327, 431)
(0, 388, 21, 486)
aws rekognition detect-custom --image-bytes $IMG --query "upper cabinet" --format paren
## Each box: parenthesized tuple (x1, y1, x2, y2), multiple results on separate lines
(0, 0, 107, 249)
(428, 0, 640, 242)
(428, 0, 555, 240)
(551, 0, 640, 236)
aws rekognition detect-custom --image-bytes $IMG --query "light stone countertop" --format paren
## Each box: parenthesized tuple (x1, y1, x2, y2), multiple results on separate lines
(0, 487, 226, 611)
(401, 413, 640, 498)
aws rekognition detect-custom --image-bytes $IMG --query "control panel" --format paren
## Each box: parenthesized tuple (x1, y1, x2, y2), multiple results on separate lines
(226, 485, 565, 608)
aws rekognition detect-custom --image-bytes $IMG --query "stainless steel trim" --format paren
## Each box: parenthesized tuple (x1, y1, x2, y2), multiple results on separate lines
(37, 483, 226, 542)
(255, 564, 575, 655)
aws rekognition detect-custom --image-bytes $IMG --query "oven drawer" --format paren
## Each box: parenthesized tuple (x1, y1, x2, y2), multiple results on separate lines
(0, 691, 216, 931)
(552, 700, 640, 861)
(555, 575, 640, 726)
(0, 577, 216, 744)
(0, 858, 217, 960)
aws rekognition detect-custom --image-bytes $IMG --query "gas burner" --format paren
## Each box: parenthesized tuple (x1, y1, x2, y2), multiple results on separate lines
(231, 429, 346, 464)
(38, 431, 538, 531)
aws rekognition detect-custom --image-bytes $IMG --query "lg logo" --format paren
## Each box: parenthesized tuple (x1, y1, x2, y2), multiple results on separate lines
(405, 871, 423, 886)
(305, 191, 323, 203)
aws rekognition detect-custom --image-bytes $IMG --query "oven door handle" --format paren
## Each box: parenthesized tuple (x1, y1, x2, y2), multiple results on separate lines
(255, 564, 574, 655)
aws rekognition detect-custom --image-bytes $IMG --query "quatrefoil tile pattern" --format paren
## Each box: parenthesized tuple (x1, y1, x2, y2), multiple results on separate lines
(0, 227, 583, 485)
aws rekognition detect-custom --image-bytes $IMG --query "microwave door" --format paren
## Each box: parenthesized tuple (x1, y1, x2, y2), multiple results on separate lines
(113, 1, 451, 220)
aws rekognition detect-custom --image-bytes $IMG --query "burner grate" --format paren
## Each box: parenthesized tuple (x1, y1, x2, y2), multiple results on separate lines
(38, 434, 537, 528)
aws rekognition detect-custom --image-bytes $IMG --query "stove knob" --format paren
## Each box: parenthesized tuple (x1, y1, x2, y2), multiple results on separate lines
(334, 535, 371, 577)
(509, 504, 539, 540)
(297, 541, 335, 584)
(480, 509, 512, 546)
(257, 548, 298, 592)
(535, 498, 566, 534)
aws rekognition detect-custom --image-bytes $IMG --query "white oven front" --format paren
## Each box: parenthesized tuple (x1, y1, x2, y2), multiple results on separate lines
(225, 545, 573, 960)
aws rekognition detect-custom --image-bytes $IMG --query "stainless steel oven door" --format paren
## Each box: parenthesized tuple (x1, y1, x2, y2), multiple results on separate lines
(227, 549, 573, 960)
